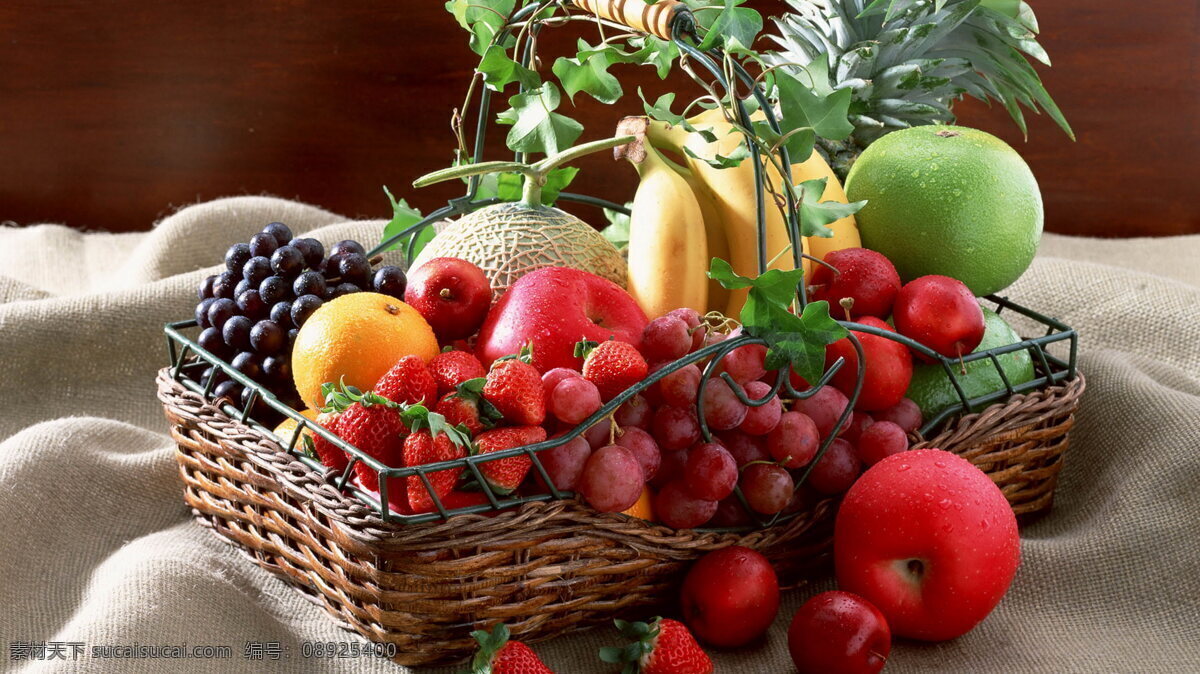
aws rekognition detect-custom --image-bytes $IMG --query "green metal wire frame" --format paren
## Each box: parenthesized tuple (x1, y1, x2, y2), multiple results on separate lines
(164, 1, 1078, 528)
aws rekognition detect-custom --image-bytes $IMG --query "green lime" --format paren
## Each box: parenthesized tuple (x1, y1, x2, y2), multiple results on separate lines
(845, 125, 1043, 296)
(906, 308, 1035, 421)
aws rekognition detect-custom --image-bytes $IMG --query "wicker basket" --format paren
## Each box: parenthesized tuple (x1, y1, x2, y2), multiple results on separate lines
(157, 368, 1083, 666)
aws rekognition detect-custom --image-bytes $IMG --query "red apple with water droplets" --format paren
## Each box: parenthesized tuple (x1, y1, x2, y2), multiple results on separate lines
(835, 449, 1020, 641)
(476, 267, 648, 372)
(404, 257, 492, 342)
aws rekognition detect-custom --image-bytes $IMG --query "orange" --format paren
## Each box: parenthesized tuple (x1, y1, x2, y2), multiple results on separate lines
(622, 486, 655, 521)
(291, 292, 439, 409)
(272, 408, 320, 448)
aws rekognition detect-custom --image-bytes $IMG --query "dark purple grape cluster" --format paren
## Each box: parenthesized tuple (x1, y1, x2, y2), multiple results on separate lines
(193, 222, 408, 417)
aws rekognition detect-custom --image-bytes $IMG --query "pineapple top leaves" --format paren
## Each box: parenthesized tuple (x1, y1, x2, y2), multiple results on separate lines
(765, 0, 1072, 144)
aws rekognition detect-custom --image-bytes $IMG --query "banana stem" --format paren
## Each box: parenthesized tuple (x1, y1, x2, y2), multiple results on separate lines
(414, 135, 636, 207)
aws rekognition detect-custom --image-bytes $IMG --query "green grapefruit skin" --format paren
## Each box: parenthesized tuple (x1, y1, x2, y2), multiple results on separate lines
(906, 308, 1035, 420)
(845, 125, 1043, 296)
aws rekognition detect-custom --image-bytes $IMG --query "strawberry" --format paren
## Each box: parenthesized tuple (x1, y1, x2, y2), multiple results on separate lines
(375, 354, 438, 406)
(309, 411, 349, 472)
(429, 349, 486, 396)
(435, 392, 485, 437)
(474, 426, 546, 495)
(482, 352, 545, 425)
(579, 340, 649, 402)
(600, 618, 712, 674)
(338, 401, 408, 491)
(399, 429, 466, 514)
(469, 624, 554, 674)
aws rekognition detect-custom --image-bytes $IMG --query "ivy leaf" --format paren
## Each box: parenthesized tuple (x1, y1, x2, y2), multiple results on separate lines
(553, 40, 623, 104)
(684, 142, 750, 169)
(445, 0, 516, 55)
(495, 84, 584, 156)
(475, 167, 577, 205)
(601, 202, 633, 252)
(793, 178, 868, 238)
(695, 0, 763, 51)
(774, 56, 854, 160)
(708, 258, 848, 386)
(536, 166, 579, 204)
(378, 186, 433, 262)
(620, 35, 678, 79)
(638, 90, 720, 143)
(477, 44, 540, 91)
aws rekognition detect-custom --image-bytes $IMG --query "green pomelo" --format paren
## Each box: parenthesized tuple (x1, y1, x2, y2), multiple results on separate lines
(906, 308, 1035, 421)
(845, 125, 1043, 296)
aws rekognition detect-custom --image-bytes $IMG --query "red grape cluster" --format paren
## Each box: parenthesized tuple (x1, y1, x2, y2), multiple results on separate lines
(192, 222, 407, 420)
(533, 305, 927, 529)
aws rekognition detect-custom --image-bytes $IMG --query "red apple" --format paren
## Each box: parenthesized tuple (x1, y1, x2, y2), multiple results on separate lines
(476, 266, 648, 373)
(788, 591, 891, 674)
(403, 257, 492, 342)
(809, 247, 902, 320)
(681, 545, 780, 648)
(825, 316, 913, 412)
(893, 275, 985, 362)
(835, 449, 1020, 641)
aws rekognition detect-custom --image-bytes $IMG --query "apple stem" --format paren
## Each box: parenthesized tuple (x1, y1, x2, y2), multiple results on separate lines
(957, 345, 967, 375)
(839, 297, 854, 322)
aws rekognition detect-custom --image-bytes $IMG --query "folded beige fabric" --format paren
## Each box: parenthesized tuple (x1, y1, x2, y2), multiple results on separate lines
(1, 196, 1197, 673)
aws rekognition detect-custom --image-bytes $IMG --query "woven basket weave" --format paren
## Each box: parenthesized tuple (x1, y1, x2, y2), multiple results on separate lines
(156, 368, 1083, 666)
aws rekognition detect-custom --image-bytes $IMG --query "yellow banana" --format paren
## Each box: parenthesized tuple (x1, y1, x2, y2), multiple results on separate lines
(791, 151, 861, 266)
(653, 147, 731, 313)
(647, 108, 798, 318)
(617, 120, 708, 319)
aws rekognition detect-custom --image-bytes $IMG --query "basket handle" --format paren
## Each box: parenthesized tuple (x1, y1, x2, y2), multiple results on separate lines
(569, 0, 691, 41)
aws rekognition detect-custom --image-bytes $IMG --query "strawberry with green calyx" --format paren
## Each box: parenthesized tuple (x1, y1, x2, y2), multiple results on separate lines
(482, 345, 545, 425)
(321, 381, 408, 491)
(394, 403, 472, 514)
(473, 426, 546, 495)
(430, 349, 487, 396)
(375, 354, 438, 406)
(599, 618, 712, 674)
(577, 339, 648, 402)
(466, 623, 554, 674)
(309, 410, 348, 472)
(432, 375, 506, 438)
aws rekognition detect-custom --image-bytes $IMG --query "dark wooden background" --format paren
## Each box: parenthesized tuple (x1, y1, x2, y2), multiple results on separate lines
(1, 1, 1196, 236)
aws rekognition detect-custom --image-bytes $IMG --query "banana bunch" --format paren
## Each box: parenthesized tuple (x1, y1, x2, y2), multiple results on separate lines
(620, 109, 861, 318)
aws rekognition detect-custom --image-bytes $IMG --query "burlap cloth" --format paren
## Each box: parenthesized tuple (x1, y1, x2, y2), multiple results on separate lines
(1, 196, 1197, 673)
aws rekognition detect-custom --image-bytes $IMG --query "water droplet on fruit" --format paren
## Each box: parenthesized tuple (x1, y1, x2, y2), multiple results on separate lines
(931, 163, 939, 170)
(980, 519, 990, 530)
(898, 464, 910, 471)
(938, 498, 952, 510)
(942, 522, 955, 533)
(935, 461, 946, 468)
(911, 169, 921, 178)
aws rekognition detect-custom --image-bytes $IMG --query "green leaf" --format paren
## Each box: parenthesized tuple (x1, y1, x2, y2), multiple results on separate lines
(495, 84, 584, 156)
(639, 90, 720, 143)
(706, 258, 848, 387)
(477, 44, 540, 91)
(641, 91, 687, 126)
(445, 0, 516, 55)
(684, 142, 751, 170)
(601, 202, 632, 251)
(378, 186, 433, 261)
(774, 56, 855, 158)
(695, 0, 763, 51)
(707, 257, 755, 290)
(552, 40, 623, 104)
(793, 178, 867, 238)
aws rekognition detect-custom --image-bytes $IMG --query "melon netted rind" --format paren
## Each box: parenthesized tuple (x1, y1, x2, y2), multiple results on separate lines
(411, 202, 627, 298)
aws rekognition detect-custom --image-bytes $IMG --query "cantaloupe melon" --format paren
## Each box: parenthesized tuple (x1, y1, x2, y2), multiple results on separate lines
(411, 202, 627, 298)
